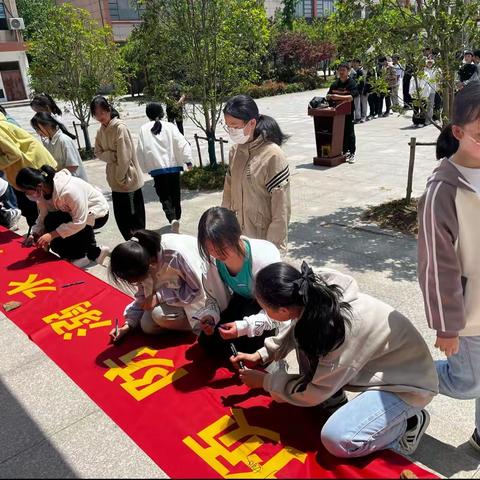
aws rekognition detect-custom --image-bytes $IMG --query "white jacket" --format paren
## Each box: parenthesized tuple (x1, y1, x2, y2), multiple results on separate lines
(32, 169, 109, 238)
(136, 121, 192, 174)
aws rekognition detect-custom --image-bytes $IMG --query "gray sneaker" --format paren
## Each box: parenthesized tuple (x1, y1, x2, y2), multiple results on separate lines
(398, 410, 430, 456)
(7, 208, 22, 230)
(171, 219, 180, 234)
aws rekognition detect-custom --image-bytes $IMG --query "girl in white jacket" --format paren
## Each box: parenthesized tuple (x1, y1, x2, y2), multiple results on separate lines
(136, 102, 192, 233)
(195, 206, 289, 355)
(15, 166, 110, 267)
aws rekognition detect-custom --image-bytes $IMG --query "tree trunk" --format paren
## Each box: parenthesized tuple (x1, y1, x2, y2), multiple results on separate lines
(206, 129, 217, 167)
(81, 121, 92, 151)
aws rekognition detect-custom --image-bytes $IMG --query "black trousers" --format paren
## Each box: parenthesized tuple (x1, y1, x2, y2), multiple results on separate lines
(403, 74, 412, 107)
(112, 189, 146, 240)
(14, 189, 38, 227)
(153, 173, 181, 223)
(44, 211, 109, 261)
(343, 115, 356, 155)
(198, 293, 275, 356)
(382, 90, 392, 114)
(166, 106, 184, 135)
(368, 93, 379, 116)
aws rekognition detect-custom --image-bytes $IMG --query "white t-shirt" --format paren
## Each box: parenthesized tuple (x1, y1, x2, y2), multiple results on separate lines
(450, 159, 480, 193)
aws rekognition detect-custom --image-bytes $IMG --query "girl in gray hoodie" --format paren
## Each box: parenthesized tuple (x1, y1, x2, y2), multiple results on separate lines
(232, 262, 438, 458)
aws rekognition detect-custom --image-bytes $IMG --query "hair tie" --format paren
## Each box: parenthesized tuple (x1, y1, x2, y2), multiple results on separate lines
(41, 171, 48, 178)
(293, 261, 315, 304)
(130, 236, 139, 243)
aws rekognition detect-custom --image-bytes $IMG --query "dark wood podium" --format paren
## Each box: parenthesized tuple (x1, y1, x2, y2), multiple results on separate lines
(308, 101, 351, 167)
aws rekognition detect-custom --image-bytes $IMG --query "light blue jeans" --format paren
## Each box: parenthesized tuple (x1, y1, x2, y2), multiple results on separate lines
(321, 390, 421, 458)
(436, 335, 480, 431)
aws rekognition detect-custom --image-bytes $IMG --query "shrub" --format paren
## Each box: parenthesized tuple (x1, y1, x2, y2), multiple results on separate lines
(181, 164, 228, 191)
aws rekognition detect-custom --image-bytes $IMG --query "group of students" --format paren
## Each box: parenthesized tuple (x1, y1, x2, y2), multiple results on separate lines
(2, 82, 480, 460)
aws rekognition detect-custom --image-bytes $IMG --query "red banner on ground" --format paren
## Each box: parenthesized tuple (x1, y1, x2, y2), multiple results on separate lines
(0, 227, 437, 478)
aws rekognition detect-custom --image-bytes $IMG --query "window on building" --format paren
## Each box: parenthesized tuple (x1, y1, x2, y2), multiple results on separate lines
(108, 0, 145, 21)
(0, 2, 7, 30)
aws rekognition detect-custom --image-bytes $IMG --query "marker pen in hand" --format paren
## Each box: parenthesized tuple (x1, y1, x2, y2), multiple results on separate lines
(229, 342, 245, 370)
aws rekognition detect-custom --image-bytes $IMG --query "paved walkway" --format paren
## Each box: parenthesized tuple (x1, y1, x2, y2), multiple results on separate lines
(1, 90, 478, 478)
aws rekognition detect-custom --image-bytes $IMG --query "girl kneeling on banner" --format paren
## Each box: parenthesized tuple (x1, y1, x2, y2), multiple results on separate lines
(108, 229, 229, 342)
(16, 166, 110, 268)
(231, 261, 438, 458)
(195, 206, 289, 356)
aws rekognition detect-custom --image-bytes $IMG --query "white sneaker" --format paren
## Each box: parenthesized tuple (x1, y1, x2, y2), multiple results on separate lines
(398, 410, 430, 456)
(95, 245, 111, 265)
(171, 219, 180, 234)
(7, 208, 22, 231)
(71, 257, 92, 269)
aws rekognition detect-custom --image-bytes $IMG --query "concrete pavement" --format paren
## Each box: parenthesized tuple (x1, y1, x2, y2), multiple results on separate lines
(1, 90, 478, 478)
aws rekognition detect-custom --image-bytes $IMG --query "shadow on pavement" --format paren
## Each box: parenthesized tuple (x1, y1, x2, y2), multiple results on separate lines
(287, 206, 418, 282)
(0, 379, 77, 478)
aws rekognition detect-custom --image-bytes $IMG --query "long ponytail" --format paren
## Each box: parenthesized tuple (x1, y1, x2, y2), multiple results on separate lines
(255, 261, 352, 360)
(15, 164, 56, 191)
(31, 112, 76, 140)
(145, 102, 164, 135)
(436, 123, 459, 159)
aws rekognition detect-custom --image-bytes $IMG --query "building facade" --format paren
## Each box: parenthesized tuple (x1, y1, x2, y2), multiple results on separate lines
(295, 0, 335, 18)
(0, 0, 30, 102)
(56, 0, 144, 42)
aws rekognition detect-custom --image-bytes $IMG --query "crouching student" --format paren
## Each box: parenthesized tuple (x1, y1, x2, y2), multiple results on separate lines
(232, 261, 438, 458)
(195, 206, 289, 355)
(108, 229, 227, 342)
(16, 166, 110, 268)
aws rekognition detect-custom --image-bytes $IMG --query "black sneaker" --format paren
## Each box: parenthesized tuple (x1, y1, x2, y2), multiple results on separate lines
(346, 153, 356, 164)
(398, 410, 430, 455)
(468, 429, 480, 453)
(319, 391, 348, 414)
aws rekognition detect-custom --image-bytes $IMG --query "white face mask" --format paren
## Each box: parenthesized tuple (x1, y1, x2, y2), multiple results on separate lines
(228, 126, 250, 145)
(26, 191, 42, 202)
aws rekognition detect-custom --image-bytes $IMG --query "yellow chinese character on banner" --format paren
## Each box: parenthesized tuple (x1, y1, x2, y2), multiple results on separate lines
(7, 273, 56, 299)
(103, 347, 188, 401)
(183, 408, 307, 479)
(42, 301, 112, 340)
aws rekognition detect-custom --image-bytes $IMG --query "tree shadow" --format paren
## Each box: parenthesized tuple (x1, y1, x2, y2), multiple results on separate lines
(287, 206, 418, 282)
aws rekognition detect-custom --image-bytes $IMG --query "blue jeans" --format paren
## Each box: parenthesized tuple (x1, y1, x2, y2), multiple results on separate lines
(436, 335, 480, 431)
(0, 171, 17, 209)
(321, 390, 421, 458)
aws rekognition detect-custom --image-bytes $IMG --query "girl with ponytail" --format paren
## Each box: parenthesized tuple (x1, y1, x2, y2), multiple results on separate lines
(30, 93, 62, 120)
(418, 81, 480, 450)
(222, 94, 291, 252)
(31, 112, 88, 181)
(15, 164, 110, 268)
(136, 102, 192, 234)
(232, 261, 438, 459)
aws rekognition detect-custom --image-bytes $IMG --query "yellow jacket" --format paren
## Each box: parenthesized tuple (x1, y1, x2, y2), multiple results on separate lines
(0, 113, 57, 189)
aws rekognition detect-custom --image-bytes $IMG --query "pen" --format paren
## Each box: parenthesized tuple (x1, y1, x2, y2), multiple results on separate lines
(229, 342, 245, 370)
(61, 281, 85, 288)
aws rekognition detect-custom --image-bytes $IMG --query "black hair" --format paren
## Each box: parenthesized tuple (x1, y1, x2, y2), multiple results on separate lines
(31, 94, 62, 116)
(474, 49, 480, 58)
(197, 206, 244, 263)
(31, 112, 76, 140)
(255, 262, 352, 360)
(89, 95, 120, 120)
(464, 50, 474, 56)
(337, 63, 350, 70)
(223, 94, 289, 146)
(378, 56, 387, 63)
(352, 58, 361, 63)
(109, 230, 162, 284)
(436, 82, 480, 159)
(146, 102, 164, 135)
(0, 105, 6, 115)
(16, 164, 56, 191)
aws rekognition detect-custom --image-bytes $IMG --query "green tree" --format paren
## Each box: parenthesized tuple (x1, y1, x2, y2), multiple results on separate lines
(16, 0, 55, 41)
(281, 0, 300, 30)
(28, 3, 125, 150)
(137, 0, 270, 166)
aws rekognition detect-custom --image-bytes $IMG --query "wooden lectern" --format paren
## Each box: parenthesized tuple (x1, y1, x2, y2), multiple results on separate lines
(308, 101, 351, 167)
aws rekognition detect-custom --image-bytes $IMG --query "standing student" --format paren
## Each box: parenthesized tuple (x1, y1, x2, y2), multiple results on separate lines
(165, 83, 186, 135)
(30, 93, 63, 122)
(0, 112, 57, 226)
(136, 102, 192, 234)
(91, 96, 145, 240)
(351, 59, 368, 123)
(16, 166, 110, 267)
(418, 82, 480, 452)
(232, 262, 438, 458)
(327, 63, 358, 163)
(31, 112, 88, 181)
(195, 206, 287, 355)
(222, 94, 290, 252)
(108, 229, 227, 342)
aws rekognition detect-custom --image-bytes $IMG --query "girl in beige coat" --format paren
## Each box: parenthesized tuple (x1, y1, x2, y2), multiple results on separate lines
(92, 96, 145, 240)
(222, 95, 291, 252)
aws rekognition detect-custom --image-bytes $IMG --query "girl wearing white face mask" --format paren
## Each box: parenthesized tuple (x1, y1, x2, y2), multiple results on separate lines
(15, 165, 110, 268)
(222, 95, 291, 252)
